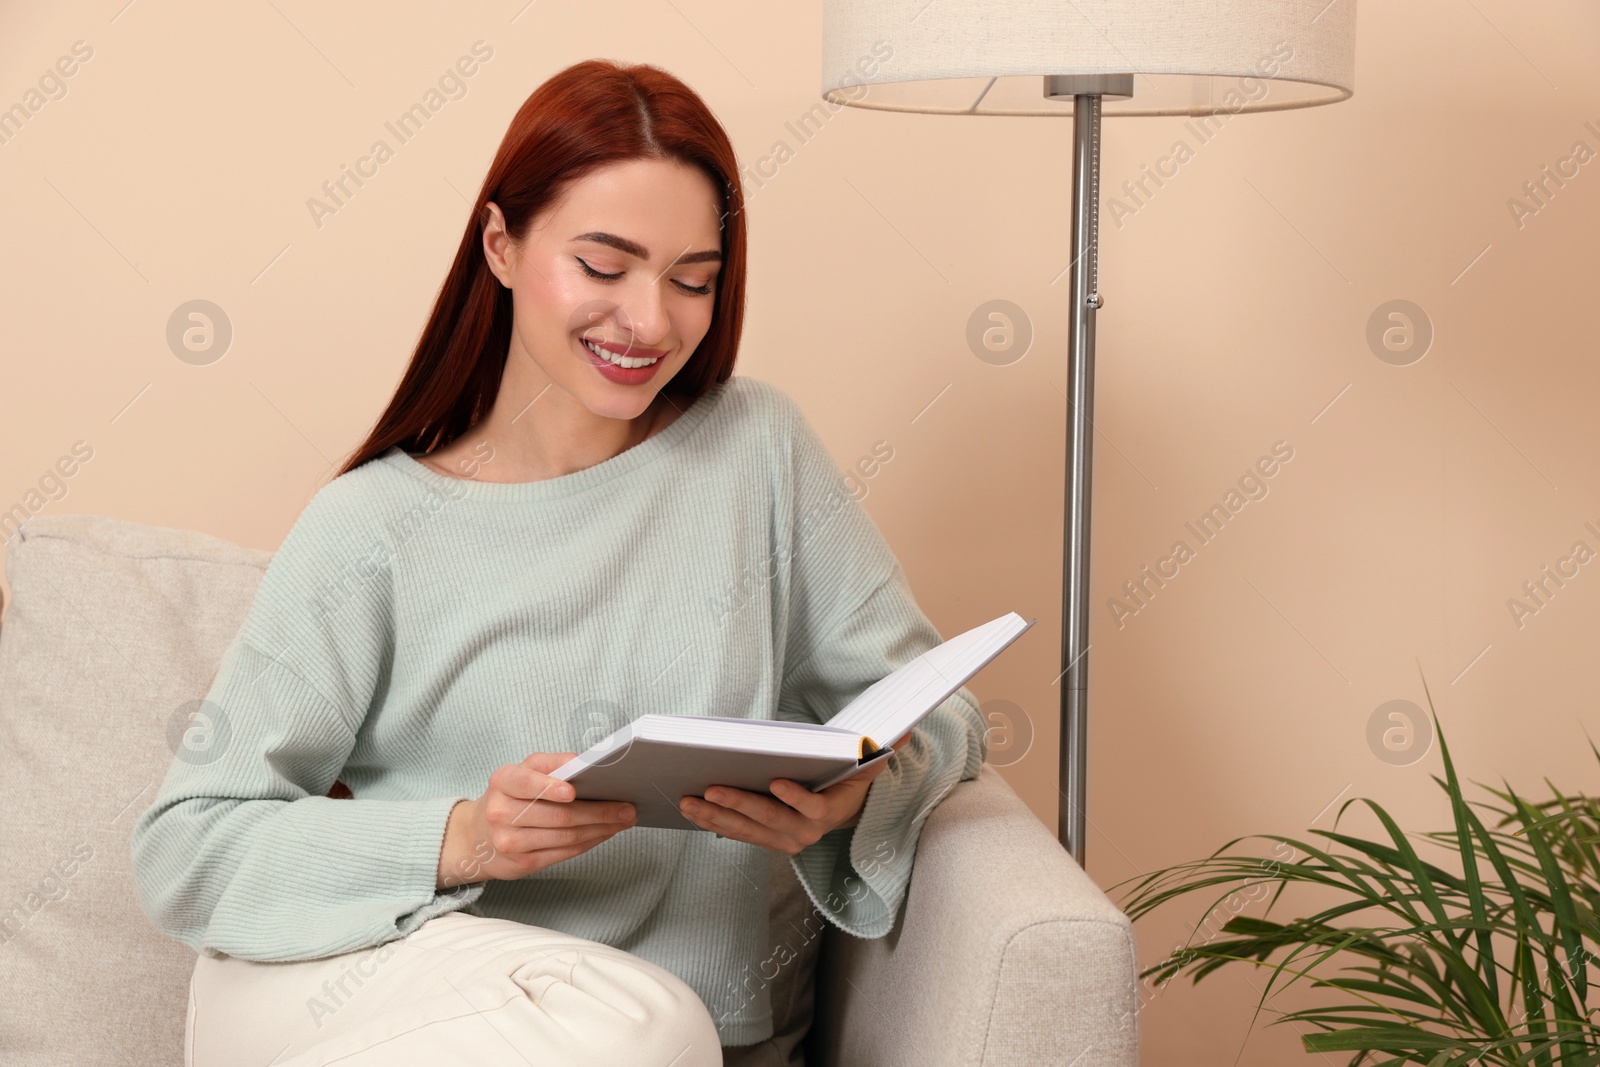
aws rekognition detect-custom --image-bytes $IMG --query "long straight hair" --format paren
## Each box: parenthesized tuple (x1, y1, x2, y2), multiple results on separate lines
(336, 60, 747, 477)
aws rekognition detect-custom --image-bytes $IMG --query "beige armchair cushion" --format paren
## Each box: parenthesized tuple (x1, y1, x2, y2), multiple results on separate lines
(0, 515, 272, 1063)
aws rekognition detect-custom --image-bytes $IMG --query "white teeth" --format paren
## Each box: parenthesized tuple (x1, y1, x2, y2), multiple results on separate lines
(583, 338, 660, 369)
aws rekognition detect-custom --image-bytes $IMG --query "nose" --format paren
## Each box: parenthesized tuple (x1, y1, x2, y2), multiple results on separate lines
(611, 276, 671, 352)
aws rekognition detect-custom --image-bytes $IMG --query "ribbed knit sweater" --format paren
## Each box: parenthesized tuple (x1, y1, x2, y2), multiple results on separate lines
(129, 374, 988, 1046)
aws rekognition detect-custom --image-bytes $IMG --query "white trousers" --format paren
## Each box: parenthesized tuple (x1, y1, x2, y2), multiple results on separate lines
(186, 910, 726, 1067)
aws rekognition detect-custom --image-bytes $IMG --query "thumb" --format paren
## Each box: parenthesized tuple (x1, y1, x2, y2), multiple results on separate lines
(522, 751, 578, 773)
(858, 754, 895, 784)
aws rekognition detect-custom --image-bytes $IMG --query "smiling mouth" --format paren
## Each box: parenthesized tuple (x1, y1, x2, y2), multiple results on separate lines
(581, 337, 664, 369)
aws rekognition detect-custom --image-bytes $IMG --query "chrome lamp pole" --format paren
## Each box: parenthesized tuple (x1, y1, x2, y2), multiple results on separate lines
(1053, 74, 1130, 865)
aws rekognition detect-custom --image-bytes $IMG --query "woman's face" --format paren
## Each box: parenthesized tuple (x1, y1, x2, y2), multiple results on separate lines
(482, 157, 724, 422)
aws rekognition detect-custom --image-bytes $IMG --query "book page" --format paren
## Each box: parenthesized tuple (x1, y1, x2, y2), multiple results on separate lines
(827, 613, 1033, 742)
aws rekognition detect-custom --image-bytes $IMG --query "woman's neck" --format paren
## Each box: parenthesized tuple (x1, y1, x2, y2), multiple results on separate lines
(417, 387, 682, 484)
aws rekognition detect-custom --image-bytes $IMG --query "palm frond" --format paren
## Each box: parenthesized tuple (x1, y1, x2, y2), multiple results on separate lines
(1115, 683, 1599, 1065)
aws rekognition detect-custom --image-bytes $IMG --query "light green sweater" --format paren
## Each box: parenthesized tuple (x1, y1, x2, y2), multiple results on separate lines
(130, 375, 988, 1046)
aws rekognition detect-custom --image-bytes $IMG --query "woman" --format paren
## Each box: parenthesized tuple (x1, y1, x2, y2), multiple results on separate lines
(130, 58, 987, 1067)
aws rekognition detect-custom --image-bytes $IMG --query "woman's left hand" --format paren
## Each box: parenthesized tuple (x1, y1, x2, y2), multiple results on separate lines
(679, 731, 910, 854)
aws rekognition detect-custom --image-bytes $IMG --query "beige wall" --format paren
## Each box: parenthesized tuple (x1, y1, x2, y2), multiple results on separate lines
(3, 1, 1597, 1061)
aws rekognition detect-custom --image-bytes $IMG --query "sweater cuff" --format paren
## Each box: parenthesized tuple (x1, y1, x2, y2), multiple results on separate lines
(193, 793, 489, 961)
(393, 795, 487, 939)
(786, 774, 902, 940)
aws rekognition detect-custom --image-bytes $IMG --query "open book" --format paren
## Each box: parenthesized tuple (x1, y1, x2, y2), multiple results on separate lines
(549, 611, 1036, 830)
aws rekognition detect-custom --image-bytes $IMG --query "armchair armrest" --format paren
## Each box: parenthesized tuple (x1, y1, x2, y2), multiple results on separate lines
(809, 763, 1139, 1067)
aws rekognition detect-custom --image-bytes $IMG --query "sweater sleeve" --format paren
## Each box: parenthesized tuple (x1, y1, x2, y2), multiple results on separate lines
(129, 482, 484, 962)
(769, 387, 989, 940)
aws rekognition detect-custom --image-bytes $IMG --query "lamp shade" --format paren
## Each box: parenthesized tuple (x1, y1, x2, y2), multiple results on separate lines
(821, 0, 1356, 117)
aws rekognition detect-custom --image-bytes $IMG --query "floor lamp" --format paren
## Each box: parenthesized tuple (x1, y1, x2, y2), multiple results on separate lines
(820, 1, 1357, 864)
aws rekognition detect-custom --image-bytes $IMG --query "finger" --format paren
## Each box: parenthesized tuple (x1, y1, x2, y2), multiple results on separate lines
(518, 837, 618, 870)
(856, 756, 895, 782)
(516, 797, 637, 829)
(804, 758, 890, 808)
(766, 779, 830, 822)
(526, 844, 591, 867)
(701, 785, 814, 832)
(794, 767, 882, 822)
(497, 820, 629, 855)
(679, 796, 795, 852)
(512, 753, 581, 798)
(704, 790, 812, 831)
(496, 761, 579, 805)
(849, 751, 897, 788)
(522, 752, 580, 773)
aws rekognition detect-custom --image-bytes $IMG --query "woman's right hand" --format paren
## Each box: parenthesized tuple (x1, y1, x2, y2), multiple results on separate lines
(436, 752, 638, 889)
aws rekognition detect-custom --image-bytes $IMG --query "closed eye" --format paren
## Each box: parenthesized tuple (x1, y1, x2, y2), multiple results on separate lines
(576, 256, 715, 297)
(575, 257, 622, 281)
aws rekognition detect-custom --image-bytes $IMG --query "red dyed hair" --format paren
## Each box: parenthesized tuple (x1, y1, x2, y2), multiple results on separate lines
(336, 59, 747, 477)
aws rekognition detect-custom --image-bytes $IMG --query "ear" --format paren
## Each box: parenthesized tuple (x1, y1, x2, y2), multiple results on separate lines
(481, 201, 515, 289)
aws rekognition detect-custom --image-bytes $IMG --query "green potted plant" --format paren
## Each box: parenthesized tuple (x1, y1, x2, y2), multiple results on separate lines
(1118, 681, 1600, 1065)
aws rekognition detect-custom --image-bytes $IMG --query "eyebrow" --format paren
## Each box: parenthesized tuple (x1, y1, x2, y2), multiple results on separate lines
(569, 231, 722, 265)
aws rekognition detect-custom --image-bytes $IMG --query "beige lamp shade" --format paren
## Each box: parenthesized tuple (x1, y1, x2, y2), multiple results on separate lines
(821, 0, 1357, 117)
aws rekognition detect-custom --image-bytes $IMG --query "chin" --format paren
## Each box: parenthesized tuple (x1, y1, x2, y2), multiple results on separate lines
(582, 386, 660, 421)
